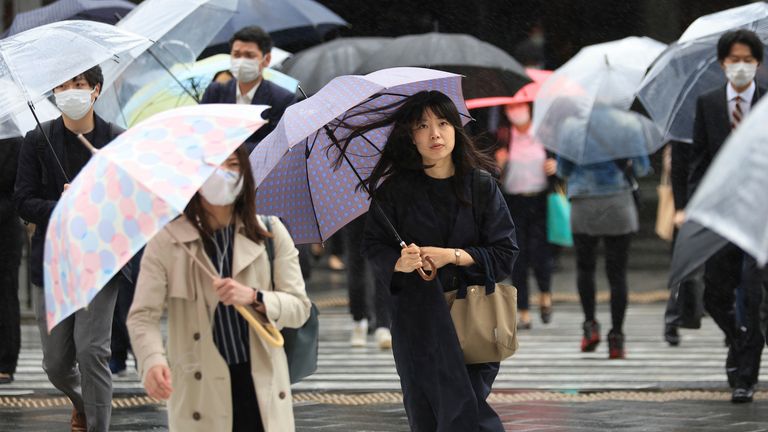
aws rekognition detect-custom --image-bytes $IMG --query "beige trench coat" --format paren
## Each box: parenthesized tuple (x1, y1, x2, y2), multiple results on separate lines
(127, 216, 311, 432)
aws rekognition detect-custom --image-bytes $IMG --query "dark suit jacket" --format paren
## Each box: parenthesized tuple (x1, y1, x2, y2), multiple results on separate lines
(200, 78, 297, 152)
(0, 137, 23, 263)
(14, 115, 123, 286)
(687, 83, 765, 203)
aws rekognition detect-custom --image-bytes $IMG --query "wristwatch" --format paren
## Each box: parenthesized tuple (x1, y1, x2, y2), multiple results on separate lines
(454, 248, 461, 266)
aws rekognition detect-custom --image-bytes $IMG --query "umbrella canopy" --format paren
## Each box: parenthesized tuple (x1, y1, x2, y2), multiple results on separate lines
(44, 103, 268, 330)
(0, 20, 151, 134)
(356, 32, 530, 100)
(96, 0, 238, 128)
(532, 36, 667, 164)
(210, 0, 348, 48)
(0, 85, 59, 139)
(250, 67, 468, 244)
(116, 54, 299, 127)
(668, 221, 729, 287)
(3, 0, 135, 37)
(465, 68, 552, 109)
(681, 95, 768, 267)
(279, 37, 391, 95)
(636, 3, 768, 143)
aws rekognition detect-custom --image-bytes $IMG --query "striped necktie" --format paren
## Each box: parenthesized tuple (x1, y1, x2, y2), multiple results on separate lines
(732, 96, 743, 129)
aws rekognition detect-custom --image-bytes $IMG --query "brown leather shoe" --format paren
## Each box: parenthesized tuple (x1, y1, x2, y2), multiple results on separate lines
(71, 408, 87, 432)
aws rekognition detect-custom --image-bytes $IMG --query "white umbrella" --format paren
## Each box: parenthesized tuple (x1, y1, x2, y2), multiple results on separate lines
(532, 36, 666, 164)
(636, 3, 768, 143)
(683, 95, 768, 266)
(96, 0, 238, 128)
(0, 20, 151, 177)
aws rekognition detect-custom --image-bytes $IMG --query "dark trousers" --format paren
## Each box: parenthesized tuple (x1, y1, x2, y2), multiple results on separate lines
(110, 280, 135, 368)
(0, 221, 22, 375)
(229, 362, 264, 432)
(345, 215, 391, 328)
(391, 284, 503, 432)
(573, 233, 632, 332)
(505, 193, 552, 310)
(703, 245, 764, 388)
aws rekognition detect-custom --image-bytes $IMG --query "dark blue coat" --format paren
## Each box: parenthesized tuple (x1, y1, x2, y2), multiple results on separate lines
(361, 169, 517, 431)
(200, 78, 297, 153)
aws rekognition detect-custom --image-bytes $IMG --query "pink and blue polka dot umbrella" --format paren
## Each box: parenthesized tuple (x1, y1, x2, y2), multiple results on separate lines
(43, 104, 268, 331)
(250, 67, 469, 245)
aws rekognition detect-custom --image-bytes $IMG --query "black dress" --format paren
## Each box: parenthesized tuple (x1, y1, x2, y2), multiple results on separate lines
(362, 169, 518, 432)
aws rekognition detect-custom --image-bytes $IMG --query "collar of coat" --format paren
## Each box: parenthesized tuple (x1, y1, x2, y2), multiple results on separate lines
(164, 215, 267, 278)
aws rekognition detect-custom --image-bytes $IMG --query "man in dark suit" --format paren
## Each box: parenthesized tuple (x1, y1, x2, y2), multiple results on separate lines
(687, 29, 765, 404)
(201, 26, 297, 153)
(14, 66, 129, 431)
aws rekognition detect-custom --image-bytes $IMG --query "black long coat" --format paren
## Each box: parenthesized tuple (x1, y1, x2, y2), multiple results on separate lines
(361, 169, 518, 430)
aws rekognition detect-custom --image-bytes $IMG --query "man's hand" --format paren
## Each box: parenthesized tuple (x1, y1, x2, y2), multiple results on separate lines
(395, 243, 422, 273)
(213, 278, 257, 306)
(674, 210, 686, 228)
(144, 365, 172, 400)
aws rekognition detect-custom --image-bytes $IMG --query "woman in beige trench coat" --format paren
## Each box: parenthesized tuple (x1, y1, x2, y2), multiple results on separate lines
(127, 146, 311, 432)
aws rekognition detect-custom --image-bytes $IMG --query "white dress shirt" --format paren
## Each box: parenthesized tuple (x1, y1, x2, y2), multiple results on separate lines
(236, 81, 260, 105)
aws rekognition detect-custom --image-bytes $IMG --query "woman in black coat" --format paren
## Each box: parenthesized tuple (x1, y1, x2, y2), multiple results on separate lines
(357, 91, 518, 431)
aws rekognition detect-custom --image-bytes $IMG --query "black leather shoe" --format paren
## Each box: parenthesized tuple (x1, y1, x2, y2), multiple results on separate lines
(664, 325, 680, 346)
(731, 386, 754, 403)
(540, 305, 553, 324)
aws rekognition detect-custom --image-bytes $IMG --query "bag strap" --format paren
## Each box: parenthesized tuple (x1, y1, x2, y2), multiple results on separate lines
(613, 159, 638, 191)
(259, 215, 276, 289)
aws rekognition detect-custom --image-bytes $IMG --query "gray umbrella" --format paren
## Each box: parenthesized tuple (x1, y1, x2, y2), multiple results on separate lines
(279, 37, 391, 95)
(669, 221, 729, 287)
(355, 32, 530, 100)
(2, 0, 135, 37)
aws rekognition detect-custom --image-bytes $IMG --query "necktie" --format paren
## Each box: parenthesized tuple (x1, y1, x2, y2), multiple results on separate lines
(732, 96, 743, 129)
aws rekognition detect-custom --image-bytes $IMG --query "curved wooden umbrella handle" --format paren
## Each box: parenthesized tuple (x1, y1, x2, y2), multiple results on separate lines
(234, 305, 285, 347)
(417, 256, 437, 281)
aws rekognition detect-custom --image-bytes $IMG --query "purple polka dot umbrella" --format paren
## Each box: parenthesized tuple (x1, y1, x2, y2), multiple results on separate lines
(250, 67, 469, 248)
(43, 104, 267, 331)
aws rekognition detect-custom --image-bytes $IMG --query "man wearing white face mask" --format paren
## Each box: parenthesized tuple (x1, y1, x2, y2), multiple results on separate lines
(13, 66, 131, 431)
(687, 29, 765, 404)
(201, 26, 297, 153)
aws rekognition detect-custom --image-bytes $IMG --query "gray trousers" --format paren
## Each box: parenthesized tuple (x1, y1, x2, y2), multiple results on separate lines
(34, 276, 121, 432)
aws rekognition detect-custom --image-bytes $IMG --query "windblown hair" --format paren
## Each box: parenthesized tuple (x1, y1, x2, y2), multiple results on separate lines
(184, 145, 271, 247)
(334, 90, 496, 205)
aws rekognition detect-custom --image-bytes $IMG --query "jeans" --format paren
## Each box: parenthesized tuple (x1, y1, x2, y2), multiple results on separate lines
(573, 233, 632, 332)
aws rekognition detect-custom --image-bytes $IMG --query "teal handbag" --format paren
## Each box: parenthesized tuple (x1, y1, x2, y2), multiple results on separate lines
(546, 185, 573, 247)
(260, 216, 319, 384)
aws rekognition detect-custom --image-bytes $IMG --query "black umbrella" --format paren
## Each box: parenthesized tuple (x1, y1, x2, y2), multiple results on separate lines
(355, 32, 530, 100)
(669, 221, 729, 287)
(3, 0, 135, 37)
(279, 37, 391, 95)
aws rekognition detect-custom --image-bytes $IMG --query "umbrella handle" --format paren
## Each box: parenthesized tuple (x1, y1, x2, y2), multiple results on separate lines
(234, 305, 285, 347)
(417, 256, 438, 281)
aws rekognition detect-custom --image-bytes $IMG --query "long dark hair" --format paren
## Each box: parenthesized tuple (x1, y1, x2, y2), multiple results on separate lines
(183, 145, 271, 246)
(334, 90, 496, 204)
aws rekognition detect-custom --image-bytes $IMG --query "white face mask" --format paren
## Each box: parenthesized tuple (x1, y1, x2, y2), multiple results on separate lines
(725, 62, 758, 88)
(199, 168, 244, 206)
(230, 58, 262, 83)
(506, 108, 531, 127)
(54, 88, 95, 120)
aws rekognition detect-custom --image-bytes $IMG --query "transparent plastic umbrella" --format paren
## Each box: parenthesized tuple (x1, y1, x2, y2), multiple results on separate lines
(682, 96, 768, 267)
(96, 0, 238, 128)
(0, 80, 59, 139)
(636, 3, 768, 143)
(532, 36, 666, 164)
(0, 20, 151, 178)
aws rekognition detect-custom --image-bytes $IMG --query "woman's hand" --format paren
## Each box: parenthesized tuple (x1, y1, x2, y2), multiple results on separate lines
(544, 158, 558, 176)
(144, 365, 172, 400)
(394, 243, 422, 273)
(419, 246, 453, 269)
(213, 277, 257, 306)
